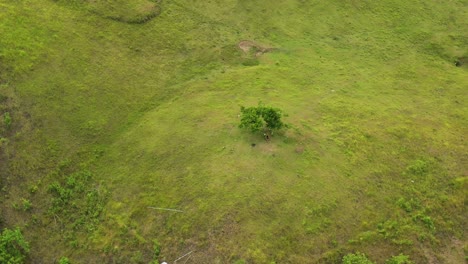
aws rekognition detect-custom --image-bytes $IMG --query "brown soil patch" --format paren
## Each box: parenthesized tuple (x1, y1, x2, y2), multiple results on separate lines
(257, 142, 277, 155)
(421, 238, 466, 264)
(440, 238, 466, 264)
(238, 40, 277, 57)
(295, 146, 305, 154)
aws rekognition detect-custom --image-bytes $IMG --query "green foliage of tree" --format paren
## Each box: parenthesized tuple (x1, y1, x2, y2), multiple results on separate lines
(342, 252, 375, 264)
(239, 104, 287, 136)
(239, 106, 265, 133)
(385, 254, 414, 264)
(0, 227, 30, 264)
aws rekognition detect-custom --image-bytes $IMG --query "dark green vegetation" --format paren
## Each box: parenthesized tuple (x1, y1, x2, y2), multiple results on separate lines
(0, 0, 467, 263)
(385, 254, 414, 264)
(342, 252, 374, 264)
(239, 104, 288, 136)
(0, 228, 30, 263)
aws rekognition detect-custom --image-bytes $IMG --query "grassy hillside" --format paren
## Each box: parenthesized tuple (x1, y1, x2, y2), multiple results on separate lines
(0, 0, 467, 263)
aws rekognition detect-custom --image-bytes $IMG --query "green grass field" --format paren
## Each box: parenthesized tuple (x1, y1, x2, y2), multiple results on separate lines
(1, 0, 467, 263)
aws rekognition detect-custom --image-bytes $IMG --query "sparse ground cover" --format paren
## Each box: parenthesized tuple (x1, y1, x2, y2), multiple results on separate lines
(0, 0, 467, 263)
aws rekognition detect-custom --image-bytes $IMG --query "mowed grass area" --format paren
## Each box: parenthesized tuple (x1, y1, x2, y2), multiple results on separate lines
(0, 0, 467, 263)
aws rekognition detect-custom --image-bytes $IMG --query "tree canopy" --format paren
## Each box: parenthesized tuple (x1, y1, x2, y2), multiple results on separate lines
(239, 104, 288, 136)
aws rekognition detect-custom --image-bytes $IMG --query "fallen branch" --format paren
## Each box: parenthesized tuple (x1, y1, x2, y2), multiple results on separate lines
(147, 207, 183, 213)
(182, 254, 192, 264)
(174, 250, 193, 263)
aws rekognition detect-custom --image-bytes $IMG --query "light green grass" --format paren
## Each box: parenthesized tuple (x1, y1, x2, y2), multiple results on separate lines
(0, 0, 467, 263)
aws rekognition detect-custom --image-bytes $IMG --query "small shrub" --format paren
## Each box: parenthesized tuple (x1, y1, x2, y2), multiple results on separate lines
(406, 159, 429, 176)
(342, 252, 375, 264)
(413, 214, 435, 231)
(59, 257, 71, 264)
(420, 216, 435, 231)
(396, 198, 420, 212)
(377, 220, 399, 239)
(239, 104, 288, 137)
(0, 227, 30, 264)
(3, 112, 11, 130)
(153, 239, 161, 259)
(386, 254, 414, 264)
(29, 185, 38, 194)
(396, 198, 412, 212)
(0, 137, 8, 144)
(21, 198, 32, 211)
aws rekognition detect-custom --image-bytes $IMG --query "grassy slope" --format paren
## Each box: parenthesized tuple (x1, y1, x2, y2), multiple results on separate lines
(0, 0, 467, 263)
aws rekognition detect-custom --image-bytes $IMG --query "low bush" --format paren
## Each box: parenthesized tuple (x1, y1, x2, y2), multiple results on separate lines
(0, 227, 30, 264)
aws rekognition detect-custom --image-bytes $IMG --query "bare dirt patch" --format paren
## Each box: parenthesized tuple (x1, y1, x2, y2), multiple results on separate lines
(295, 146, 305, 154)
(420, 237, 466, 264)
(238, 40, 277, 57)
(257, 142, 278, 155)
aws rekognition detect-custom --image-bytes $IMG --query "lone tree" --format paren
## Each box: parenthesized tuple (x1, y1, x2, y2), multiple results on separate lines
(239, 104, 288, 139)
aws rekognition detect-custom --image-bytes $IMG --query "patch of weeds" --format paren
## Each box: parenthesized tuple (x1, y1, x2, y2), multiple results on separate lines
(319, 248, 343, 263)
(248, 248, 268, 263)
(69, 239, 79, 249)
(342, 252, 375, 264)
(82, 189, 107, 232)
(416, 233, 437, 244)
(79, 120, 103, 137)
(0, 137, 8, 148)
(406, 159, 429, 176)
(58, 159, 72, 172)
(385, 254, 414, 264)
(29, 184, 38, 194)
(302, 202, 337, 234)
(48, 169, 108, 234)
(31, 214, 39, 225)
(21, 198, 32, 211)
(377, 220, 399, 239)
(302, 149, 320, 162)
(48, 171, 91, 210)
(396, 197, 420, 213)
(45, 140, 60, 158)
(130, 250, 143, 263)
(451, 176, 467, 189)
(353, 231, 379, 244)
(3, 112, 11, 130)
(152, 239, 161, 260)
